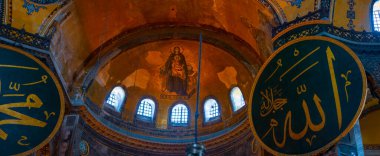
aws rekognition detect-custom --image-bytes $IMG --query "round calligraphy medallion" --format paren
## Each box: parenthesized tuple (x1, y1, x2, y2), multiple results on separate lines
(0, 45, 64, 155)
(248, 36, 366, 155)
(79, 140, 89, 156)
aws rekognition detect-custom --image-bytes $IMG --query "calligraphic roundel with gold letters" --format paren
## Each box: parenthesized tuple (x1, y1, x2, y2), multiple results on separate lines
(249, 36, 366, 155)
(0, 45, 64, 156)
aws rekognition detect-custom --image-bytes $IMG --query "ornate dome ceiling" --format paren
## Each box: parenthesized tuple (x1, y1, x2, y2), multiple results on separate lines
(49, 0, 275, 90)
(2, 0, 379, 155)
(42, 0, 281, 154)
(46, 0, 275, 154)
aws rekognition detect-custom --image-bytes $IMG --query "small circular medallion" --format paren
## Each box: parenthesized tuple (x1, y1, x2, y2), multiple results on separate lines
(79, 140, 89, 156)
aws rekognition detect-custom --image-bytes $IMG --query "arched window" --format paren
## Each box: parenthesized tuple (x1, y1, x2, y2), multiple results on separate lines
(170, 103, 189, 126)
(230, 87, 246, 112)
(105, 86, 126, 112)
(136, 98, 156, 121)
(204, 98, 220, 122)
(373, 0, 380, 31)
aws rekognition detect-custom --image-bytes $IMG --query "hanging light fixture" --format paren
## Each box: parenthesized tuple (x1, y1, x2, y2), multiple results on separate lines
(186, 33, 205, 156)
(186, 143, 205, 156)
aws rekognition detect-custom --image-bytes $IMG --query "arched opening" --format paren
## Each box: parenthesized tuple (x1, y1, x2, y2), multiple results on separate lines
(170, 103, 190, 126)
(204, 98, 221, 122)
(230, 87, 246, 112)
(373, 0, 380, 31)
(104, 86, 126, 112)
(136, 98, 156, 122)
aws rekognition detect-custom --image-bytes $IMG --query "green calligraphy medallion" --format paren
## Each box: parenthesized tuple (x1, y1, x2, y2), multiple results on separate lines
(0, 45, 64, 156)
(249, 36, 366, 155)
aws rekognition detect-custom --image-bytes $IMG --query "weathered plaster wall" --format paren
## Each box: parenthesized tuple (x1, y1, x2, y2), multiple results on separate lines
(50, 3, 91, 89)
(72, 0, 273, 54)
(49, 0, 274, 92)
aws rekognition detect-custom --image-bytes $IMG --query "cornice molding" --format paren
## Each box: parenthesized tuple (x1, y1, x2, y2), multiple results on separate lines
(76, 106, 254, 155)
(273, 22, 380, 50)
(0, 24, 50, 50)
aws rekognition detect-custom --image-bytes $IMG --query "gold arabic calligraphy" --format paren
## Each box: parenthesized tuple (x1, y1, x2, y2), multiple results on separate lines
(260, 88, 287, 117)
(0, 63, 55, 147)
(262, 94, 325, 148)
(0, 94, 47, 141)
(260, 46, 349, 148)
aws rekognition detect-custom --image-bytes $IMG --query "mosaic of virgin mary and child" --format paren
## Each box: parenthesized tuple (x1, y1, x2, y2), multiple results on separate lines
(160, 46, 196, 96)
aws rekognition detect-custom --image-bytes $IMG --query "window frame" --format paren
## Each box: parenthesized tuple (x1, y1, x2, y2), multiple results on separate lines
(102, 85, 127, 116)
(229, 86, 247, 114)
(202, 96, 222, 125)
(134, 96, 158, 123)
(168, 101, 191, 127)
(371, 0, 380, 32)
